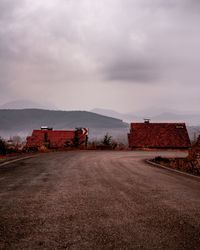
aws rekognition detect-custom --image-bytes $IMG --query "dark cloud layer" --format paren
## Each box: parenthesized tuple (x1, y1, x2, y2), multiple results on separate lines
(105, 58, 159, 82)
(0, 0, 200, 112)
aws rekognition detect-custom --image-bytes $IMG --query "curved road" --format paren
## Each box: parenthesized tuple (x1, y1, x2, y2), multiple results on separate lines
(0, 151, 200, 249)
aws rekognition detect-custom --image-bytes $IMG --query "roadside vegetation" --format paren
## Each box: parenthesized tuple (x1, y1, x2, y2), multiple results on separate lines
(152, 136, 200, 176)
(0, 138, 6, 155)
(0, 132, 128, 154)
(0, 136, 24, 156)
(87, 133, 128, 150)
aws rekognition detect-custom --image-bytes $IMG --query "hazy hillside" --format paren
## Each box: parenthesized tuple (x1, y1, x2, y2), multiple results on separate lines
(92, 108, 200, 126)
(152, 112, 200, 126)
(0, 100, 56, 110)
(1, 108, 199, 143)
(91, 108, 139, 122)
(0, 109, 129, 140)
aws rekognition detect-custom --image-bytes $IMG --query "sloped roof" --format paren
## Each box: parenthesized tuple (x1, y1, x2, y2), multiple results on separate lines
(26, 129, 81, 148)
(128, 123, 191, 148)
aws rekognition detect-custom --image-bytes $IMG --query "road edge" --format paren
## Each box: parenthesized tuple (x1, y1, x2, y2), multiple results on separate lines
(0, 155, 38, 167)
(146, 159, 200, 181)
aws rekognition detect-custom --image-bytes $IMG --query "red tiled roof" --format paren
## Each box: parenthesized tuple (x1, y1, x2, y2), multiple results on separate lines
(128, 123, 191, 149)
(26, 129, 87, 149)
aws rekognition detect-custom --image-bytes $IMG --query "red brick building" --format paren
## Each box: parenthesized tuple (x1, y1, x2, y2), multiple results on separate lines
(26, 127, 88, 150)
(128, 121, 191, 149)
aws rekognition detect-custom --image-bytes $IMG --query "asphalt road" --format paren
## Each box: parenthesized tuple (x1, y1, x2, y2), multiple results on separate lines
(0, 151, 200, 250)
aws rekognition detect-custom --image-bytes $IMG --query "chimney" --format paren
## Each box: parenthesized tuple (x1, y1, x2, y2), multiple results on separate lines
(144, 119, 150, 124)
(41, 126, 53, 131)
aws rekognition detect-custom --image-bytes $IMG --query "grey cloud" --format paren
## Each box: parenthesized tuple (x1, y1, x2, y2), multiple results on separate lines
(104, 58, 159, 83)
(0, 0, 199, 113)
(96, 0, 200, 84)
(142, 0, 200, 9)
(0, 0, 20, 20)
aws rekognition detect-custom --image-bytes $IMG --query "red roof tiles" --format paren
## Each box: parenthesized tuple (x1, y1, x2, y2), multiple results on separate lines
(26, 128, 88, 149)
(128, 122, 191, 149)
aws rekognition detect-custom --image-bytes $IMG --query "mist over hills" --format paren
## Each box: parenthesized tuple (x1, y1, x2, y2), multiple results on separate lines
(0, 106, 199, 143)
(1, 100, 199, 126)
(0, 100, 57, 110)
(0, 109, 128, 141)
(91, 108, 139, 122)
(152, 113, 200, 126)
(92, 108, 200, 126)
(91, 109, 200, 141)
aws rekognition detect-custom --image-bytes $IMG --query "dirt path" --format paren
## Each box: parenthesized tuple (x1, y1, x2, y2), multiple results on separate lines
(0, 151, 199, 249)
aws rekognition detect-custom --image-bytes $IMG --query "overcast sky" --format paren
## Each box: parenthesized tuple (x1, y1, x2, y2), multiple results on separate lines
(0, 0, 200, 113)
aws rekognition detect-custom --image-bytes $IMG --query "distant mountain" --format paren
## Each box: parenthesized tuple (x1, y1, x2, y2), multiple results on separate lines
(151, 112, 200, 126)
(0, 109, 129, 140)
(0, 108, 199, 141)
(91, 108, 200, 126)
(134, 107, 184, 117)
(91, 108, 138, 122)
(0, 100, 56, 110)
